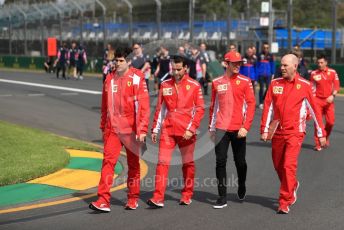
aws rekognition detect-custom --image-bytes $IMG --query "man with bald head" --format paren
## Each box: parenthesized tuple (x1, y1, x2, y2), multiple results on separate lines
(260, 54, 326, 214)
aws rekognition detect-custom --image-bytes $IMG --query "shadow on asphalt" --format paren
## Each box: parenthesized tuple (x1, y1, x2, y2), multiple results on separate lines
(247, 141, 271, 148)
(0, 207, 87, 226)
(169, 189, 278, 211)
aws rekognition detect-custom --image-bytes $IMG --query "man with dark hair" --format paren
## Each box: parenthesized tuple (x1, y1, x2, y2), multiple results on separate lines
(89, 47, 150, 212)
(310, 54, 340, 151)
(209, 51, 256, 209)
(147, 55, 204, 208)
(261, 54, 326, 214)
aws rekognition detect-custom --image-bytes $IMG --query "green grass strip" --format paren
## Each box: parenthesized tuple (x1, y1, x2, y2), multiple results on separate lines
(0, 183, 75, 207)
(0, 120, 100, 186)
(67, 157, 123, 174)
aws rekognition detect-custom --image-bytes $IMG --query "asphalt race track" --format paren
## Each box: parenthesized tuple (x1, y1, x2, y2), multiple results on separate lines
(0, 70, 344, 230)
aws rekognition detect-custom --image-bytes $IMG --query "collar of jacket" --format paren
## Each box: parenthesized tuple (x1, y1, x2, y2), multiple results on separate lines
(281, 72, 300, 83)
(114, 67, 133, 79)
(171, 74, 189, 85)
(320, 66, 329, 73)
(228, 73, 240, 79)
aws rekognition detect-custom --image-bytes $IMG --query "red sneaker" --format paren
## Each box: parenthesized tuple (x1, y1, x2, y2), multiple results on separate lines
(125, 199, 139, 210)
(89, 200, 111, 213)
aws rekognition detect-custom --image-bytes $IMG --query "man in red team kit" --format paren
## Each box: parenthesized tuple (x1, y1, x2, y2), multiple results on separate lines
(209, 51, 256, 209)
(147, 56, 205, 208)
(89, 48, 150, 212)
(261, 54, 326, 214)
(310, 54, 340, 151)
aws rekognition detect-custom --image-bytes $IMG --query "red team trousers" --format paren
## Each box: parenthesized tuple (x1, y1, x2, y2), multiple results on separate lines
(152, 133, 196, 202)
(271, 133, 305, 207)
(313, 97, 335, 148)
(97, 131, 140, 204)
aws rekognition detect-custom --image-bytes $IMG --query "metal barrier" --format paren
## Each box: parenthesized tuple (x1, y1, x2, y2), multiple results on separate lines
(1, 55, 343, 87)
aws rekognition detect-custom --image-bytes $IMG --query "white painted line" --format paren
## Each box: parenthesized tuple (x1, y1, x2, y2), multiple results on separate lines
(0, 79, 102, 95)
(0, 94, 12, 97)
(28, 94, 45, 97)
(61, 92, 79, 96)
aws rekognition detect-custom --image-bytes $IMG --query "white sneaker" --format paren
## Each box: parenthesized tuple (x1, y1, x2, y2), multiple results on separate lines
(291, 181, 300, 205)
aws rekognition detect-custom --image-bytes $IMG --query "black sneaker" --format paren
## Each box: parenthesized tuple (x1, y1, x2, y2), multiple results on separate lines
(237, 185, 246, 201)
(213, 196, 227, 209)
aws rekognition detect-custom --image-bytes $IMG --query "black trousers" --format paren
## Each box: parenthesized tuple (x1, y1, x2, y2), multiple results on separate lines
(215, 129, 247, 197)
(197, 77, 208, 95)
(56, 63, 66, 79)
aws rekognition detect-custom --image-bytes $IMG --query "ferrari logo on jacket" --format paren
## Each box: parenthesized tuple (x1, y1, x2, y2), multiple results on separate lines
(296, 84, 301, 90)
(236, 80, 240, 85)
(127, 81, 132, 87)
(186, 85, 190, 90)
(273, 86, 284, 94)
(163, 88, 173, 96)
(217, 84, 228, 91)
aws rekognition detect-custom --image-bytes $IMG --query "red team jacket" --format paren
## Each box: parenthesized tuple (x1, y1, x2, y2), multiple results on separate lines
(310, 67, 340, 98)
(100, 67, 150, 136)
(260, 73, 326, 137)
(151, 75, 205, 136)
(209, 74, 256, 132)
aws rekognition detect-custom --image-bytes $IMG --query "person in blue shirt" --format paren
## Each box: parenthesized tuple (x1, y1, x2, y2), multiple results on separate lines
(240, 46, 257, 95)
(256, 42, 275, 109)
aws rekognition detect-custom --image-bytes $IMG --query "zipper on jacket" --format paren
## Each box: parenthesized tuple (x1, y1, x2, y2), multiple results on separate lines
(280, 78, 296, 130)
(174, 81, 179, 135)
